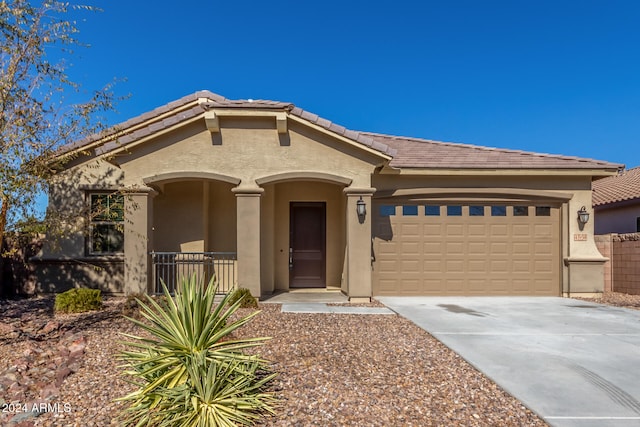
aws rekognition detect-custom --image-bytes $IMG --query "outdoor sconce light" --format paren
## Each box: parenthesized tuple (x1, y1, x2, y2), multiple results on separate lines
(356, 196, 366, 219)
(577, 206, 590, 225)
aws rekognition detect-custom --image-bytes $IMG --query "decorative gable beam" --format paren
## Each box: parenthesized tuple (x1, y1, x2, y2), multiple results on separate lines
(275, 112, 287, 134)
(204, 111, 219, 132)
(205, 109, 287, 134)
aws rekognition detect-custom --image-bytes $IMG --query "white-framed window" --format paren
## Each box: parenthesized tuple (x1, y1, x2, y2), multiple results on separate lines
(89, 193, 124, 254)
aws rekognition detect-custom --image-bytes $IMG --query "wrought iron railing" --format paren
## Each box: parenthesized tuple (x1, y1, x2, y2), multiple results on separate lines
(150, 252, 237, 294)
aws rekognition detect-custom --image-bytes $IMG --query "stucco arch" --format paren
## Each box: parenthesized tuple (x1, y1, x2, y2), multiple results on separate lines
(143, 171, 241, 186)
(255, 171, 352, 186)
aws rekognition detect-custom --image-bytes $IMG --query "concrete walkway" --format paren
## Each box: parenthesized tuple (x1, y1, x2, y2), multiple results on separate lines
(260, 290, 394, 314)
(377, 297, 640, 427)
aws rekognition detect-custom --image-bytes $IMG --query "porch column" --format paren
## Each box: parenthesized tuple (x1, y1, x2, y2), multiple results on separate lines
(344, 187, 375, 302)
(232, 186, 264, 298)
(124, 187, 156, 295)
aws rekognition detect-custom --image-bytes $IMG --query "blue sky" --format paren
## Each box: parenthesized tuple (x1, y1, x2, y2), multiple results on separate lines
(65, 0, 640, 168)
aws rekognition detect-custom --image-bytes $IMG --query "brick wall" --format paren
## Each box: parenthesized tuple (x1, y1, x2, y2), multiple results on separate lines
(596, 233, 640, 295)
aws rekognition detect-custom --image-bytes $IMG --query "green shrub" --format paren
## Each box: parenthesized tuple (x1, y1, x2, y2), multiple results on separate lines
(121, 293, 168, 319)
(54, 288, 103, 314)
(118, 275, 276, 427)
(228, 287, 259, 309)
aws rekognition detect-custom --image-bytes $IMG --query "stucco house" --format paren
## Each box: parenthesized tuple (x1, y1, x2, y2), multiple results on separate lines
(593, 166, 640, 234)
(37, 91, 622, 300)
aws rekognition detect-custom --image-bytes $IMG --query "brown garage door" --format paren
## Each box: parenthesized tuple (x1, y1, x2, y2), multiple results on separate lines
(372, 203, 560, 296)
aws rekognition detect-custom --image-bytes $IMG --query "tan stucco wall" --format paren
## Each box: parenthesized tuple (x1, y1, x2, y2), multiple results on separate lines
(119, 119, 381, 189)
(151, 180, 237, 253)
(153, 181, 205, 252)
(45, 158, 124, 258)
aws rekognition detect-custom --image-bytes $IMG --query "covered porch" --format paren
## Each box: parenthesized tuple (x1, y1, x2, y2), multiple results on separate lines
(130, 173, 374, 300)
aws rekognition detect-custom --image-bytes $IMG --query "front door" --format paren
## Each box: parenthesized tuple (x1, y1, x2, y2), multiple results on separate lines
(290, 202, 326, 288)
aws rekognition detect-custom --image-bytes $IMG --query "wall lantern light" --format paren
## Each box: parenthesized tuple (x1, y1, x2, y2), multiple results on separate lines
(356, 196, 366, 219)
(577, 206, 590, 224)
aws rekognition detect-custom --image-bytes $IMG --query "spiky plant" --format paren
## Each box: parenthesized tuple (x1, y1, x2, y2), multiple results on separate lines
(117, 274, 276, 426)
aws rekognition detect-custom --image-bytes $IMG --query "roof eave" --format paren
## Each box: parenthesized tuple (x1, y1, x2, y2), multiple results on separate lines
(594, 197, 640, 210)
(378, 166, 622, 176)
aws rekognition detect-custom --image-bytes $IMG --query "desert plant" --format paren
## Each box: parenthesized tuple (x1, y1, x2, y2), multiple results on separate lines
(227, 288, 259, 309)
(118, 274, 276, 426)
(54, 288, 102, 314)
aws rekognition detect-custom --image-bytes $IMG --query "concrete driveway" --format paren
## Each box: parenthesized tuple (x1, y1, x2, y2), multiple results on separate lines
(377, 297, 640, 427)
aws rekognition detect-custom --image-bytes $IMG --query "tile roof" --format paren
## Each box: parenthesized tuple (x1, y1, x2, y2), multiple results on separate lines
(362, 132, 623, 170)
(592, 167, 640, 207)
(56, 90, 623, 173)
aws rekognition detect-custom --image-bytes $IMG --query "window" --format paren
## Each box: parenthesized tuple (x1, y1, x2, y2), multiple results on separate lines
(402, 205, 418, 216)
(379, 205, 396, 216)
(491, 205, 507, 216)
(447, 205, 462, 216)
(535, 206, 551, 216)
(90, 193, 124, 254)
(425, 205, 440, 216)
(469, 206, 485, 216)
(637, 217, 640, 232)
(513, 206, 528, 216)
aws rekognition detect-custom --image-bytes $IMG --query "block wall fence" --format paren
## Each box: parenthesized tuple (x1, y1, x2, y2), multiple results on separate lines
(596, 233, 640, 295)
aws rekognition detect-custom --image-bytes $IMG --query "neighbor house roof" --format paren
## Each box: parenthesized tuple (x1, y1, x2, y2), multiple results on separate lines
(593, 167, 640, 207)
(56, 90, 623, 173)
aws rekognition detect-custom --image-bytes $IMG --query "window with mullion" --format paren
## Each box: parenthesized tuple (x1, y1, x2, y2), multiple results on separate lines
(89, 193, 124, 254)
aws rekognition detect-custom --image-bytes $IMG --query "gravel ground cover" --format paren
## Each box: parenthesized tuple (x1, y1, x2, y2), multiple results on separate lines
(3, 290, 636, 426)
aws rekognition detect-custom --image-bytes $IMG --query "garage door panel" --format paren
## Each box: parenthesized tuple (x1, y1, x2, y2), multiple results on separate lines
(401, 241, 420, 254)
(446, 242, 464, 255)
(373, 202, 560, 296)
(378, 260, 397, 275)
(513, 224, 531, 237)
(468, 242, 487, 255)
(513, 260, 531, 273)
(424, 260, 444, 273)
(378, 239, 397, 248)
(469, 279, 488, 291)
(446, 224, 465, 236)
(424, 242, 442, 254)
(490, 260, 508, 272)
(534, 259, 553, 273)
(534, 224, 554, 236)
(490, 242, 508, 255)
(468, 260, 488, 273)
(446, 259, 465, 272)
(400, 223, 420, 236)
(512, 242, 531, 254)
(468, 224, 487, 236)
(447, 279, 465, 292)
(424, 224, 443, 235)
(401, 260, 420, 272)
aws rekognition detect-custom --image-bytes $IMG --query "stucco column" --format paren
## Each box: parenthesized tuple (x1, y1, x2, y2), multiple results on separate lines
(344, 187, 375, 302)
(232, 186, 264, 298)
(564, 191, 607, 296)
(124, 188, 156, 295)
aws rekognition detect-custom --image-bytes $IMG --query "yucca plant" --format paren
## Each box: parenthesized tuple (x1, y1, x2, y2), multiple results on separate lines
(117, 274, 276, 426)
